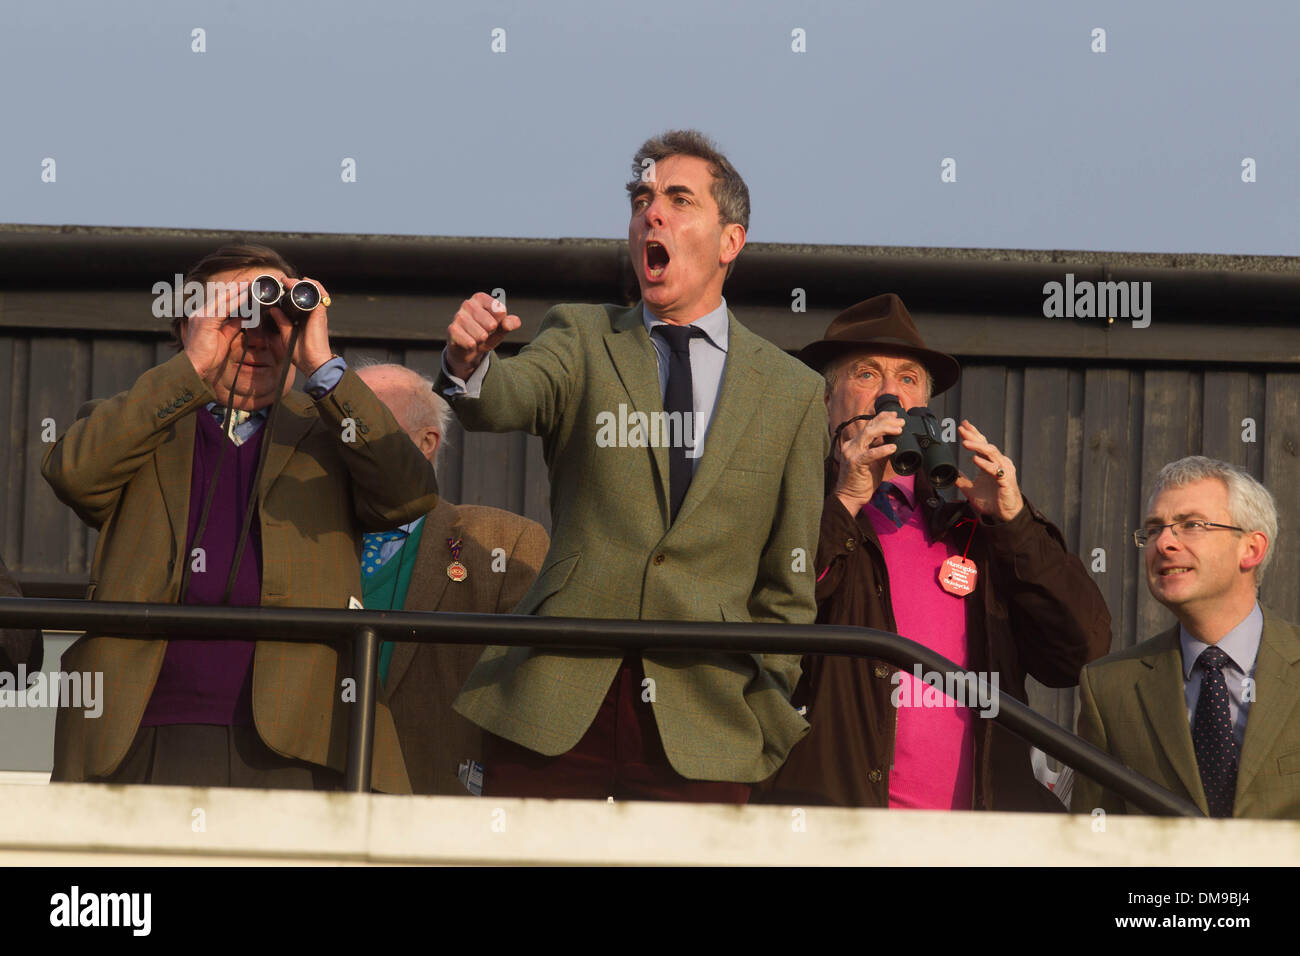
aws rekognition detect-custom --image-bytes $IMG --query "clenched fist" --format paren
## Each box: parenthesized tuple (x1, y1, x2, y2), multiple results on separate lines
(445, 292, 522, 380)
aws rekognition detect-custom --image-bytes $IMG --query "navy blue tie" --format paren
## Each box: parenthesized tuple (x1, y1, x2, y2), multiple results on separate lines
(1192, 645, 1239, 818)
(870, 482, 906, 528)
(653, 324, 699, 523)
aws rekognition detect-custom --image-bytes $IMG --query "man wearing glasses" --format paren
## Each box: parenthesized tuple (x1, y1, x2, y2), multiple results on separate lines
(1073, 456, 1300, 818)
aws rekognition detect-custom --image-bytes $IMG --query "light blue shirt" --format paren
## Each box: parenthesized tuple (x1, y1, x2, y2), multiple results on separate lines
(642, 299, 728, 471)
(1179, 601, 1262, 751)
(368, 515, 425, 567)
(203, 356, 346, 441)
(439, 299, 731, 469)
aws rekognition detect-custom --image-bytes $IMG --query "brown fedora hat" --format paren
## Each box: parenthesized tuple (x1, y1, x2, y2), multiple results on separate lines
(796, 293, 960, 397)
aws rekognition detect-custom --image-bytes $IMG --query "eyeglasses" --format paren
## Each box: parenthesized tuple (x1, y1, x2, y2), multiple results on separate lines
(1133, 520, 1244, 548)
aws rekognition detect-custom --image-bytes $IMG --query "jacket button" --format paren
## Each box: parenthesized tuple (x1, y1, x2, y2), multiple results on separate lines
(844, 538, 856, 551)
(182, 391, 193, 401)
(653, 554, 665, 566)
(875, 584, 883, 597)
(359, 423, 370, 435)
(868, 769, 883, 783)
(874, 664, 890, 679)
(927, 497, 939, 508)
(157, 409, 167, 419)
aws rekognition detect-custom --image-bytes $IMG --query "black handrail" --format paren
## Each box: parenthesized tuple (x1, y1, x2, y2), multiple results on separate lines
(0, 597, 1203, 816)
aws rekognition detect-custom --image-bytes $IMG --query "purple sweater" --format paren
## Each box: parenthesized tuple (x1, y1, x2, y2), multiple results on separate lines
(140, 410, 265, 727)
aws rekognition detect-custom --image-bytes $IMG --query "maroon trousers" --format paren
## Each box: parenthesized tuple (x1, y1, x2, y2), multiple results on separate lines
(483, 656, 751, 804)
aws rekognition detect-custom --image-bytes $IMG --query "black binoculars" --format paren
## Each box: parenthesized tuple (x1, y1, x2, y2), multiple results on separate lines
(873, 394, 958, 488)
(834, 393, 959, 489)
(250, 274, 322, 322)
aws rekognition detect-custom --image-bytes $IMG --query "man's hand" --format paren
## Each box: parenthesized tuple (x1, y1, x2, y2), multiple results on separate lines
(832, 411, 904, 516)
(182, 282, 249, 387)
(954, 419, 1024, 521)
(266, 277, 334, 377)
(445, 293, 522, 380)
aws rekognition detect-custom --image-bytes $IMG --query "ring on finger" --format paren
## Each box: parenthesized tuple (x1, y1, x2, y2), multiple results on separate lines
(996, 466, 1005, 479)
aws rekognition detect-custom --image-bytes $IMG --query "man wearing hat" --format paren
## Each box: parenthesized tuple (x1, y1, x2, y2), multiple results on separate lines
(761, 294, 1111, 811)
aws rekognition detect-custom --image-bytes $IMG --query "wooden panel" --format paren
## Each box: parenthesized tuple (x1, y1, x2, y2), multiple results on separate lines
(1261, 372, 1300, 620)
(955, 365, 1006, 479)
(1078, 369, 1134, 655)
(0, 337, 25, 562)
(1201, 370, 1258, 469)
(1018, 368, 1070, 543)
(459, 430, 513, 511)
(1136, 370, 1195, 643)
(1016, 367, 1073, 730)
(90, 339, 154, 401)
(23, 339, 91, 575)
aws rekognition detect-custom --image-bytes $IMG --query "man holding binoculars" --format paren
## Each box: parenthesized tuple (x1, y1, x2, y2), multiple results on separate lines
(42, 242, 438, 791)
(759, 293, 1111, 811)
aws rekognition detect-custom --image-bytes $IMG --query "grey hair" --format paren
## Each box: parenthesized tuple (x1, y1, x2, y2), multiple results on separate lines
(355, 360, 452, 471)
(823, 352, 934, 406)
(1147, 455, 1278, 587)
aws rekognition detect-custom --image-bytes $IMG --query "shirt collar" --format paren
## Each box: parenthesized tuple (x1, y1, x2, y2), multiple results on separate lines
(642, 297, 730, 353)
(1180, 601, 1263, 679)
(205, 402, 268, 420)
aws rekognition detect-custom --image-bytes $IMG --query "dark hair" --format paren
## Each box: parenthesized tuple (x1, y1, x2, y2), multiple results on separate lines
(169, 243, 298, 350)
(626, 130, 750, 277)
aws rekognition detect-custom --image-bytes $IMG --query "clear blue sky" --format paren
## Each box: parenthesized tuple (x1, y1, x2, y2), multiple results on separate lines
(2, 0, 1297, 254)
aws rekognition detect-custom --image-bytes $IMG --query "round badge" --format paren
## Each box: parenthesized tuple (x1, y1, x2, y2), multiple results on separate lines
(447, 561, 468, 583)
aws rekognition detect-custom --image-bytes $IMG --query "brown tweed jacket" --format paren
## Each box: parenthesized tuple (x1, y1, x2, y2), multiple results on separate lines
(382, 498, 548, 795)
(41, 351, 439, 792)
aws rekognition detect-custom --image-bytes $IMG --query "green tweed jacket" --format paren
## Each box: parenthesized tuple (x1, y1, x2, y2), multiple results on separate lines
(41, 351, 440, 792)
(447, 302, 829, 783)
(1072, 606, 1300, 818)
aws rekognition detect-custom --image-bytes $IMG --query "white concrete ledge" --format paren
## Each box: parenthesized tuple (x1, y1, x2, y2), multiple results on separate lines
(1, 783, 1296, 866)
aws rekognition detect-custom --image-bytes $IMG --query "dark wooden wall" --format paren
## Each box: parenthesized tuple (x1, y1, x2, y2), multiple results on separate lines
(3, 231, 1298, 746)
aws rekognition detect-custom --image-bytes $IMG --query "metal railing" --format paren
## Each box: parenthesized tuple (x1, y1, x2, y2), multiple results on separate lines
(0, 597, 1203, 816)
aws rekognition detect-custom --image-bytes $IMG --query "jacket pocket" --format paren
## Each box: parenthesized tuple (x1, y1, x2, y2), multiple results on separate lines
(519, 552, 580, 615)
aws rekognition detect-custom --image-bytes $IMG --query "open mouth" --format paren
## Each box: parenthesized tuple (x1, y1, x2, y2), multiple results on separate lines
(645, 241, 669, 279)
(1158, 567, 1192, 576)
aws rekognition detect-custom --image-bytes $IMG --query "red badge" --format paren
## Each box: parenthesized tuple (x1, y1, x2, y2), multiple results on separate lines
(939, 555, 977, 596)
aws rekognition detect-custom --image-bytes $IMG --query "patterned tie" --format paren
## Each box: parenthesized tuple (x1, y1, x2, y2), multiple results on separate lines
(653, 324, 700, 523)
(210, 407, 258, 446)
(1192, 645, 1239, 818)
(362, 530, 408, 577)
(870, 481, 907, 528)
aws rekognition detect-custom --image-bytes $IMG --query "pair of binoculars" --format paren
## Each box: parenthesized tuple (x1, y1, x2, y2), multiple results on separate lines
(834, 393, 959, 489)
(250, 274, 322, 322)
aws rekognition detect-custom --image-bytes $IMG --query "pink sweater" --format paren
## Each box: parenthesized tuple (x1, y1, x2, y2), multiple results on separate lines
(865, 475, 974, 810)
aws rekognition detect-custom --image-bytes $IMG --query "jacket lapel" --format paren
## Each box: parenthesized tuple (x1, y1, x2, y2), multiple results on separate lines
(154, 412, 197, 595)
(603, 303, 671, 516)
(258, 392, 316, 499)
(672, 312, 762, 528)
(1235, 607, 1300, 801)
(1134, 627, 1207, 811)
(384, 500, 458, 695)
